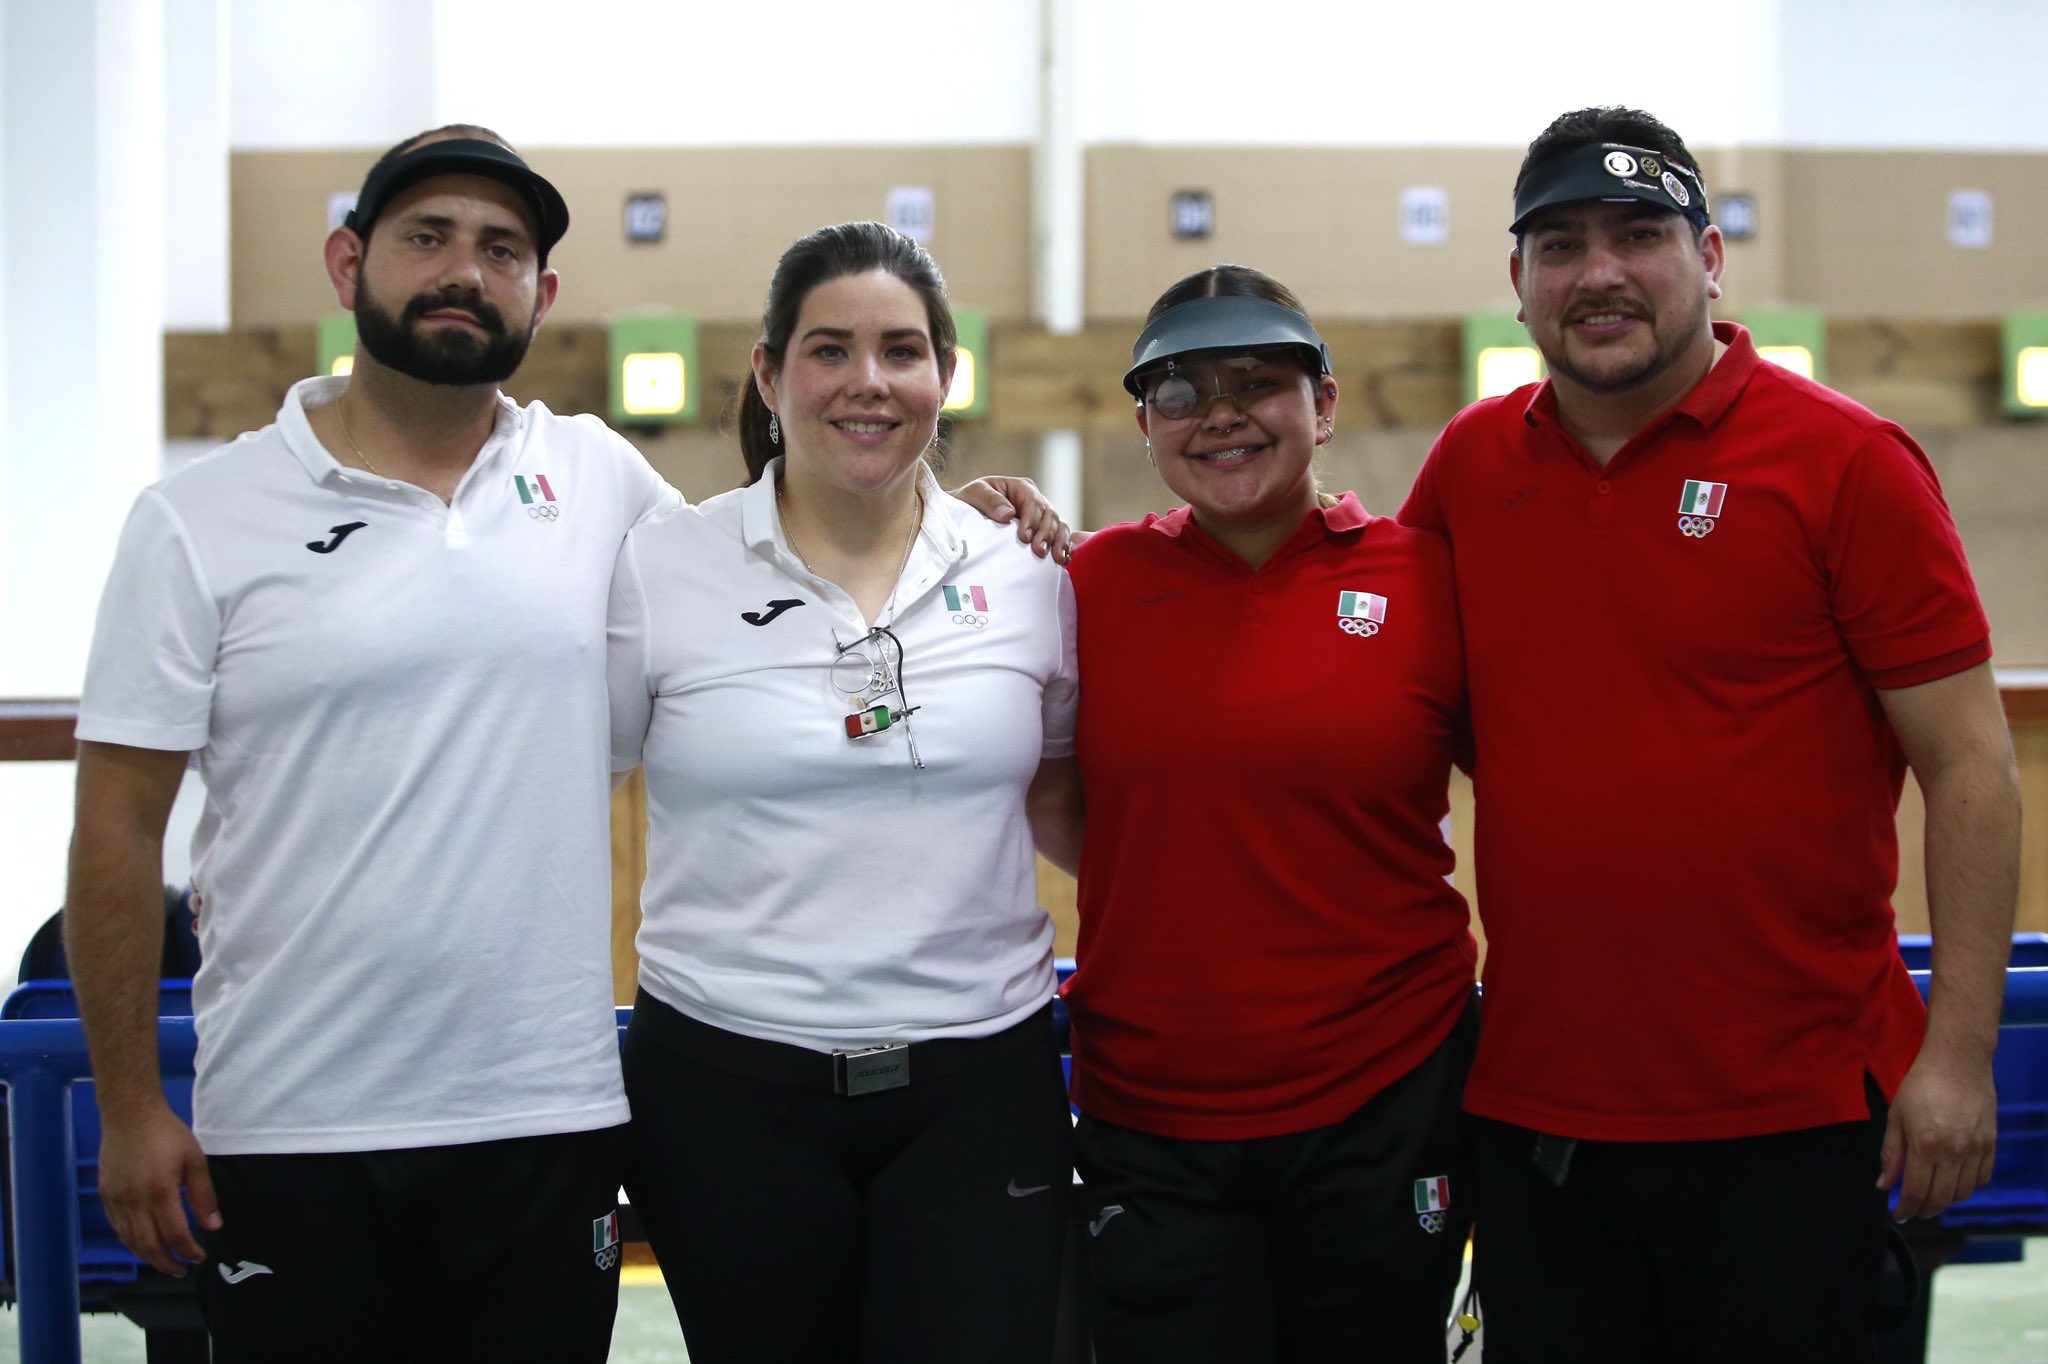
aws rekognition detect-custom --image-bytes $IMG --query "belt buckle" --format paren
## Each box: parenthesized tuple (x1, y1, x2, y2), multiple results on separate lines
(834, 1043, 910, 1096)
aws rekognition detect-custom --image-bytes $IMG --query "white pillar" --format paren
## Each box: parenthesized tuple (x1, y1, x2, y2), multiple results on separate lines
(1, 0, 169, 981)
(164, 0, 229, 331)
(1033, 0, 1084, 525)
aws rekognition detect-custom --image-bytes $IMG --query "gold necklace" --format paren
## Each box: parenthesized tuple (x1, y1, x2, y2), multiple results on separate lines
(777, 481, 924, 583)
(334, 398, 386, 478)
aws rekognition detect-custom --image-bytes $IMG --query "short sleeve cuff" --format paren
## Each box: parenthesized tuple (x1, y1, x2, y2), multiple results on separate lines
(73, 715, 208, 752)
(1867, 638, 1992, 691)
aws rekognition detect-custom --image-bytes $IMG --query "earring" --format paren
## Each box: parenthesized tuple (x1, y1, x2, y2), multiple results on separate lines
(1144, 441, 1155, 467)
(768, 413, 781, 445)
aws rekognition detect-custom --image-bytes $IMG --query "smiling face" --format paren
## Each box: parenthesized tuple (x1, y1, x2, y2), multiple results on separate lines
(345, 172, 556, 386)
(1512, 200, 1723, 404)
(754, 269, 952, 498)
(1136, 351, 1334, 563)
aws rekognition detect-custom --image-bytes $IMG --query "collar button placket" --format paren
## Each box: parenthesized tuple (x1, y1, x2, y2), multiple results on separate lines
(1589, 473, 1616, 533)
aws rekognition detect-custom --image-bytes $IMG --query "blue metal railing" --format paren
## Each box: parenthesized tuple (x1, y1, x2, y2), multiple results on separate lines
(1, 1016, 198, 1363)
(5, 978, 2048, 1362)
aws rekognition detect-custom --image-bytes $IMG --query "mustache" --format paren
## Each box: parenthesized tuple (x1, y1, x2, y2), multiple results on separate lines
(1565, 298, 1649, 324)
(400, 291, 507, 335)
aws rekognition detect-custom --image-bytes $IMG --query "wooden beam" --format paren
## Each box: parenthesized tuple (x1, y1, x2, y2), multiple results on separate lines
(0, 700, 79, 762)
(167, 319, 2008, 442)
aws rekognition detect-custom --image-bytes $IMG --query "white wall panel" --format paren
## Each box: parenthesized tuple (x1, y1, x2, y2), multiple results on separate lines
(218, 0, 2048, 152)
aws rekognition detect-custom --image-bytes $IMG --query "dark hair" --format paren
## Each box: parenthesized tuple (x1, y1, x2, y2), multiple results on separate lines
(1514, 106, 1705, 242)
(738, 222, 958, 484)
(1145, 264, 1313, 328)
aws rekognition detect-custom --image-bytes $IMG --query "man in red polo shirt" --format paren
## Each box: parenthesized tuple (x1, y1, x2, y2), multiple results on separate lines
(1400, 106, 2021, 1360)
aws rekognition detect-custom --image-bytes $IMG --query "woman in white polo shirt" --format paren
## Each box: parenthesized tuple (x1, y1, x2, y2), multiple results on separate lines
(606, 221, 1079, 1363)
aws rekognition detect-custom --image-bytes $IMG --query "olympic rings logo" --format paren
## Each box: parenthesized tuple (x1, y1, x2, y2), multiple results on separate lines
(1417, 1211, 1446, 1235)
(1676, 515, 1715, 537)
(527, 504, 561, 521)
(1337, 618, 1380, 637)
(593, 1246, 620, 1271)
(951, 613, 989, 629)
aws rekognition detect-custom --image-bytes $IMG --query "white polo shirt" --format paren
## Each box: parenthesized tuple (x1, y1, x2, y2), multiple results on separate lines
(77, 375, 678, 1154)
(608, 462, 1078, 1051)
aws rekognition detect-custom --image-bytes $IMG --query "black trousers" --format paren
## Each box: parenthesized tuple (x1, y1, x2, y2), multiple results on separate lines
(195, 1124, 625, 1363)
(1472, 1079, 1895, 1364)
(622, 995, 1073, 1363)
(1073, 993, 1480, 1364)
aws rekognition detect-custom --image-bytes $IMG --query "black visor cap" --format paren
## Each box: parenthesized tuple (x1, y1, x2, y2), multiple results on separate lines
(345, 138, 570, 266)
(1510, 141, 1710, 236)
(1123, 296, 1333, 398)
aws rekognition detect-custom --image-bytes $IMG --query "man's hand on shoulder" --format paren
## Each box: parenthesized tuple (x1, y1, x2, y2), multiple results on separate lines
(99, 1102, 221, 1276)
(1877, 1040, 1998, 1220)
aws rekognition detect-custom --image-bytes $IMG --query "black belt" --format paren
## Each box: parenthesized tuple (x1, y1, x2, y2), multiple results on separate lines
(631, 990, 1054, 1097)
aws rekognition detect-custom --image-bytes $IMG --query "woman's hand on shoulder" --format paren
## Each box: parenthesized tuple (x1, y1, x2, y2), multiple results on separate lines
(949, 475, 1077, 564)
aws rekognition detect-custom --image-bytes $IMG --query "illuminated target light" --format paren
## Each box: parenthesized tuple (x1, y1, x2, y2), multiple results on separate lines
(1755, 345, 1815, 380)
(1463, 312, 1545, 404)
(621, 353, 687, 418)
(2003, 314, 2048, 417)
(1475, 346, 1544, 400)
(944, 348, 976, 412)
(2016, 348, 2048, 409)
(318, 313, 358, 376)
(1743, 309, 1826, 385)
(608, 313, 698, 426)
(944, 308, 988, 418)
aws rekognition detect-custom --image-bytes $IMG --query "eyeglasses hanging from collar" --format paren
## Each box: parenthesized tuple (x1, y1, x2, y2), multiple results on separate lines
(829, 625, 924, 769)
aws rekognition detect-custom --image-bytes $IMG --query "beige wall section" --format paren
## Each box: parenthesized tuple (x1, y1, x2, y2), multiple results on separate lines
(2019, 727, 2048, 937)
(230, 150, 380, 328)
(543, 146, 1035, 325)
(610, 773, 646, 1004)
(230, 146, 1034, 328)
(1700, 146, 1789, 306)
(1916, 426, 2048, 667)
(1781, 151, 2048, 319)
(1895, 719, 2048, 938)
(1085, 146, 1526, 320)
(1086, 144, 1810, 321)
(233, 145, 2045, 329)
(1083, 145, 2045, 321)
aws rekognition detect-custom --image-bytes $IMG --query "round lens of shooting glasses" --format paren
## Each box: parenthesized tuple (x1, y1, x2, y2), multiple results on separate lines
(830, 646, 884, 698)
(1145, 374, 1200, 421)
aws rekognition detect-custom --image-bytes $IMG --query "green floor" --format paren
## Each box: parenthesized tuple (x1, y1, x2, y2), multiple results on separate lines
(6, 1243, 2047, 1362)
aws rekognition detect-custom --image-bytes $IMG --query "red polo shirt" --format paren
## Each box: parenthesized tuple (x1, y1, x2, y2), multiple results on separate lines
(1399, 323, 1990, 1141)
(1064, 494, 1478, 1141)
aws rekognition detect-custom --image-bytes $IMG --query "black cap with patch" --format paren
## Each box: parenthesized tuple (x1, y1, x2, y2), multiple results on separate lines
(1511, 142, 1710, 236)
(345, 138, 570, 266)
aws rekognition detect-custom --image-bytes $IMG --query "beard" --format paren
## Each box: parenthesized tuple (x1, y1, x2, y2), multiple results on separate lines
(1543, 288, 1713, 397)
(354, 276, 535, 387)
